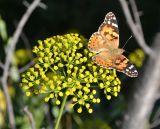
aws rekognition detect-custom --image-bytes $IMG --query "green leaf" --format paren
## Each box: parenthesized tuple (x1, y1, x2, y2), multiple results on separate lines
(0, 16, 8, 42)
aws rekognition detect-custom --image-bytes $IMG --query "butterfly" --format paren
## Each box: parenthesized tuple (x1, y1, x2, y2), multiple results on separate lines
(88, 12, 138, 77)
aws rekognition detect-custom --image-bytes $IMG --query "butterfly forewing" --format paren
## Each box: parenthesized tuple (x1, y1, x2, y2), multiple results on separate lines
(88, 32, 110, 53)
(98, 12, 119, 48)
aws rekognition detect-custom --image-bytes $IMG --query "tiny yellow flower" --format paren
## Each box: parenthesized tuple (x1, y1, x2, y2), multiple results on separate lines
(114, 92, 118, 97)
(85, 103, 90, 108)
(56, 100, 61, 105)
(92, 98, 97, 103)
(22, 78, 28, 83)
(88, 108, 93, 113)
(35, 80, 40, 85)
(54, 66, 58, 70)
(26, 91, 31, 96)
(59, 92, 63, 97)
(78, 99, 84, 105)
(58, 63, 64, 67)
(49, 93, 54, 98)
(73, 97, 77, 102)
(92, 90, 96, 94)
(77, 107, 82, 113)
(106, 95, 111, 100)
(78, 91, 83, 96)
(28, 82, 33, 87)
(68, 78, 72, 82)
(107, 88, 111, 92)
(96, 98, 100, 103)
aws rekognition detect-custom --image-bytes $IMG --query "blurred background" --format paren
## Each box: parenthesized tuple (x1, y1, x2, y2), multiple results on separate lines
(0, 0, 160, 129)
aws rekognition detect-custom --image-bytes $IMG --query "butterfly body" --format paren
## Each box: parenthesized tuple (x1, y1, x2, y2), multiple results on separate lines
(107, 47, 124, 56)
(88, 12, 138, 77)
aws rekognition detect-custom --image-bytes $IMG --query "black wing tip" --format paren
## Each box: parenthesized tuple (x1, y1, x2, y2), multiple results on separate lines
(124, 64, 138, 77)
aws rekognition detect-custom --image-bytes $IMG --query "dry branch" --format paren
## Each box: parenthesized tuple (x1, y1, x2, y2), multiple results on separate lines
(118, 0, 160, 129)
(0, 61, 4, 69)
(23, 106, 36, 129)
(121, 33, 160, 129)
(0, 0, 42, 128)
(129, 0, 143, 36)
(19, 61, 35, 74)
(119, 0, 154, 56)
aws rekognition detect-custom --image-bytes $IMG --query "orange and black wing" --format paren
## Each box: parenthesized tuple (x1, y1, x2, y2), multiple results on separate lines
(93, 53, 138, 77)
(88, 32, 108, 53)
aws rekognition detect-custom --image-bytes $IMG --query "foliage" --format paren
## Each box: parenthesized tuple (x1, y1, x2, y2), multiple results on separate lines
(128, 49, 145, 68)
(0, 15, 8, 42)
(79, 118, 111, 129)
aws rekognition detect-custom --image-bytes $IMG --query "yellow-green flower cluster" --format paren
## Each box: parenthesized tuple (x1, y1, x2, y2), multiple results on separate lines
(20, 33, 121, 113)
(128, 49, 145, 68)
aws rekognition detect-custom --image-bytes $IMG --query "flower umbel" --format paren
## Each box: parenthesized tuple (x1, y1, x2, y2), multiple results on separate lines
(20, 33, 121, 113)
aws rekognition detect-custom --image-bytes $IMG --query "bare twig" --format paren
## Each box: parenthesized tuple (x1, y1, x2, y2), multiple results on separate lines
(0, 61, 4, 69)
(38, 2, 48, 10)
(129, 0, 143, 36)
(0, 0, 42, 129)
(151, 119, 160, 129)
(119, 1, 160, 129)
(150, 117, 160, 129)
(23, 106, 36, 129)
(43, 104, 54, 129)
(14, 21, 33, 57)
(19, 60, 35, 74)
(20, 32, 32, 54)
(151, 119, 160, 128)
(150, 106, 160, 128)
(23, 0, 30, 8)
(23, 0, 47, 10)
(119, 0, 154, 56)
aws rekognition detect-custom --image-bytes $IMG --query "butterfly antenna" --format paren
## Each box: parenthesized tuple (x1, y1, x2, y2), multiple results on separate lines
(122, 35, 133, 49)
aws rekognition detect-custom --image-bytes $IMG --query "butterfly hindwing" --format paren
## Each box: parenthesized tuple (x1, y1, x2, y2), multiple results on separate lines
(113, 55, 138, 77)
(93, 53, 138, 77)
(92, 51, 113, 69)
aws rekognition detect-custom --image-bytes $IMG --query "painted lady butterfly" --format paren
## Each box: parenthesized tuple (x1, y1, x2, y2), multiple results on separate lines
(88, 12, 138, 77)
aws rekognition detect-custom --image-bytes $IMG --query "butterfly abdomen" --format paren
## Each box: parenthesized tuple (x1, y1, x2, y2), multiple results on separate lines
(108, 48, 124, 56)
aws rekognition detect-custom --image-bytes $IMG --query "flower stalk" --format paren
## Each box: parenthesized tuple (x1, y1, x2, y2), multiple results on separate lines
(54, 95, 68, 129)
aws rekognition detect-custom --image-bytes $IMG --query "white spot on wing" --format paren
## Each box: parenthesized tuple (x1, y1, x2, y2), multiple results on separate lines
(111, 23, 118, 28)
(113, 17, 116, 20)
(129, 65, 134, 69)
(134, 70, 137, 73)
(126, 69, 129, 72)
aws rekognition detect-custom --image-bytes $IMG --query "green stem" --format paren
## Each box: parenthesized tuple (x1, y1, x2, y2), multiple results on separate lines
(54, 95, 68, 129)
